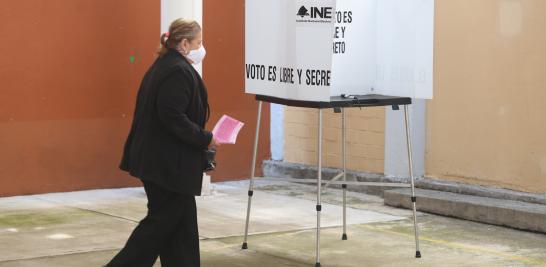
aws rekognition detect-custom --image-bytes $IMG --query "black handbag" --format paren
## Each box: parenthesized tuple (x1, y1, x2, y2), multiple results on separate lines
(203, 149, 217, 172)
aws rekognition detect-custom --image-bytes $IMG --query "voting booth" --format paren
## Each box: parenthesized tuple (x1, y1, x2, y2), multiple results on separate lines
(242, 0, 434, 266)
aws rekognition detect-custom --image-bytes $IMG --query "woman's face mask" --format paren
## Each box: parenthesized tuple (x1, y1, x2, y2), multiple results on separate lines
(179, 31, 205, 65)
(185, 45, 206, 65)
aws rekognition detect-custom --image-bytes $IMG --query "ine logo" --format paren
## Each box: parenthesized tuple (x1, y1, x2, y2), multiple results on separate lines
(296, 5, 333, 20)
(297, 6, 310, 18)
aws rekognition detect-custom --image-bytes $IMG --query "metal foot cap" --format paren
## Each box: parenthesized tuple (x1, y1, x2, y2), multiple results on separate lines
(242, 243, 248, 250)
(342, 233, 348, 240)
(416, 251, 422, 258)
(315, 263, 321, 267)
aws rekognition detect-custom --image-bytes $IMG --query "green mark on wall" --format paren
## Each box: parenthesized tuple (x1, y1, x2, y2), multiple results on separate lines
(129, 55, 136, 64)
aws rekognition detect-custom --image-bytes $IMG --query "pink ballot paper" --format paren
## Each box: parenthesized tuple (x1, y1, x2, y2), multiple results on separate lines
(211, 115, 244, 144)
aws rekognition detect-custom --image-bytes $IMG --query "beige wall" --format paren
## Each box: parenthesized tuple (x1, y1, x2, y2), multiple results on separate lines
(284, 0, 546, 194)
(284, 107, 385, 173)
(427, 0, 546, 193)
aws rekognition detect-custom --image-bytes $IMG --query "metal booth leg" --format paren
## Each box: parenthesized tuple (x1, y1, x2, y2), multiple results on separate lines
(403, 105, 422, 258)
(242, 101, 263, 250)
(315, 109, 323, 267)
(341, 108, 348, 240)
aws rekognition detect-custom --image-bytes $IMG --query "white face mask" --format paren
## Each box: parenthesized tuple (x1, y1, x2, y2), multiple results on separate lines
(185, 45, 206, 65)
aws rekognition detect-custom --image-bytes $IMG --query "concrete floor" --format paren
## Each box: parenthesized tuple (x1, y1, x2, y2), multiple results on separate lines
(1, 180, 545, 267)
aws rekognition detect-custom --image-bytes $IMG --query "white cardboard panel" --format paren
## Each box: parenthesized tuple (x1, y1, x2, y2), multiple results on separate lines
(245, 0, 336, 101)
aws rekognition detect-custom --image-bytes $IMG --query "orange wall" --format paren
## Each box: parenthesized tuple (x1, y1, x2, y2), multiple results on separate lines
(203, 0, 271, 181)
(0, 0, 270, 196)
(0, 1, 160, 196)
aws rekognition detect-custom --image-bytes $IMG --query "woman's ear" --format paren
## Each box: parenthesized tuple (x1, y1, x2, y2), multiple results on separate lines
(179, 39, 189, 54)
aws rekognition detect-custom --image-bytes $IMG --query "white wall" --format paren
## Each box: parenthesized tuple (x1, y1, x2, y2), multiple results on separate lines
(161, 0, 202, 32)
(384, 100, 426, 179)
(270, 104, 285, 161)
(161, 0, 203, 73)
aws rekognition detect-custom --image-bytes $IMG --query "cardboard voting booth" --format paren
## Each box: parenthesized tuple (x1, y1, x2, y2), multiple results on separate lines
(242, 1, 434, 266)
(245, 0, 434, 101)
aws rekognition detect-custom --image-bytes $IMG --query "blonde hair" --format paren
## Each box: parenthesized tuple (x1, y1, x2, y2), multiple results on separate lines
(157, 19, 201, 57)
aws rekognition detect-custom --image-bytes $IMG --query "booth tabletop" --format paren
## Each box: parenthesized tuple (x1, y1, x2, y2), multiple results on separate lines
(255, 94, 412, 109)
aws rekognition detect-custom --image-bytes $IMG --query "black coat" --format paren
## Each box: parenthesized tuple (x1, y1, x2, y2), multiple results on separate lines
(120, 49, 212, 196)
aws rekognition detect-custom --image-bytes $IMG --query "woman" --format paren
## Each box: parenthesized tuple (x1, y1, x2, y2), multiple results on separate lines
(106, 19, 219, 267)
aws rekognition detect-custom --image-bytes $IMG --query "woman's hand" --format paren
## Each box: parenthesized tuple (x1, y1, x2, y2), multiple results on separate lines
(209, 136, 221, 149)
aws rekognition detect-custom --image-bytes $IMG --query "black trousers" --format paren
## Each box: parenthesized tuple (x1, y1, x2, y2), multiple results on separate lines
(107, 180, 200, 267)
